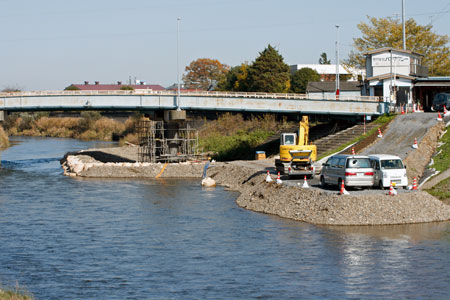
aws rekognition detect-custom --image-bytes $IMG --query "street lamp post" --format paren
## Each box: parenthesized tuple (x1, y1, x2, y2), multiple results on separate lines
(335, 24, 340, 98)
(177, 17, 181, 111)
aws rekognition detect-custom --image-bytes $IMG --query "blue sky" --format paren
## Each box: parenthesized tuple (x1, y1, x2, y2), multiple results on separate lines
(1, 0, 449, 91)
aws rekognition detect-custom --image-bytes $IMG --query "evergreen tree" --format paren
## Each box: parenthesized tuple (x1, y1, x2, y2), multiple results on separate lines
(319, 52, 331, 64)
(246, 45, 291, 93)
(290, 68, 320, 93)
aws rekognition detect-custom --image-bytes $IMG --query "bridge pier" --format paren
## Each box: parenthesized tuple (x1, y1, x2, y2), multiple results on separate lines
(164, 110, 187, 157)
(0, 110, 4, 122)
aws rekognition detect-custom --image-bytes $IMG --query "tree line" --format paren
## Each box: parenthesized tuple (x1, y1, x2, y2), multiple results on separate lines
(183, 16, 450, 93)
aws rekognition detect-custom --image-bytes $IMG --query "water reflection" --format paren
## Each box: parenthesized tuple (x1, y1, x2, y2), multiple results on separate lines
(321, 221, 450, 242)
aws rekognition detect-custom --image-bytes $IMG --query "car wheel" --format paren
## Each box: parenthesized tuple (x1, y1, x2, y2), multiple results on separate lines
(379, 180, 384, 190)
(320, 176, 326, 187)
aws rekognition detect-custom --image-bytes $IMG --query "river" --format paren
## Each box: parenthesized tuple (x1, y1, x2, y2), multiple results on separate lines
(0, 137, 449, 300)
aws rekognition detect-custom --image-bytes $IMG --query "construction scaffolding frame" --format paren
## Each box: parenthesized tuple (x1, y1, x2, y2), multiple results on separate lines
(137, 120, 199, 163)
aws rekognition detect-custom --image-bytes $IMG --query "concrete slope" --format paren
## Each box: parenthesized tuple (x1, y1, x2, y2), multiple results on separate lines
(361, 113, 441, 160)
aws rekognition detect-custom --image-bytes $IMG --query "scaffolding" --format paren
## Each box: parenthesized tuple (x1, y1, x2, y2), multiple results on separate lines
(137, 120, 199, 163)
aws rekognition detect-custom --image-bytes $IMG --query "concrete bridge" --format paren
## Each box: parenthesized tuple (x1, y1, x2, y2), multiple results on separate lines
(0, 90, 386, 121)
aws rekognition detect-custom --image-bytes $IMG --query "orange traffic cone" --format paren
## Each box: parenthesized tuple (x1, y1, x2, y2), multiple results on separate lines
(265, 170, 273, 182)
(377, 128, 383, 138)
(276, 172, 282, 185)
(412, 104, 416, 113)
(412, 137, 418, 149)
(444, 106, 450, 116)
(351, 147, 355, 155)
(339, 180, 349, 195)
(401, 106, 405, 115)
(437, 112, 443, 121)
(388, 182, 397, 196)
(412, 177, 418, 190)
(302, 175, 310, 188)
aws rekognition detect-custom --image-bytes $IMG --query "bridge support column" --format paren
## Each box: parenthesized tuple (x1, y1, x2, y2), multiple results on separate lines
(0, 110, 4, 122)
(163, 110, 187, 158)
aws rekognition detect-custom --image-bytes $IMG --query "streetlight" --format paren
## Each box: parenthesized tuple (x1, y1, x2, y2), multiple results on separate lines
(177, 17, 181, 111)
(335, 24, 340, 98)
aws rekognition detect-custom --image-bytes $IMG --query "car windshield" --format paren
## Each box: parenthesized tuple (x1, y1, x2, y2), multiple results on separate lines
(346, 158, 371, 168)
(381, 159, 404, 169)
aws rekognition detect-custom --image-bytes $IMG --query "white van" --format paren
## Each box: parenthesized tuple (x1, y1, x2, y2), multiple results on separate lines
(368, 154, 408, 189)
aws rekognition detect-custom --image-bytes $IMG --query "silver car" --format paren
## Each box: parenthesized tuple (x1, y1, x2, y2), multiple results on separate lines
(320, 155, 374, 189)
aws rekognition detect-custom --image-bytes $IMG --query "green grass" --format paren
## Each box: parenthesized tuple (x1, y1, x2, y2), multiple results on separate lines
(200, 129, 274, 161)
(198, 113, 293, 161)
(426, 176, 450, 203)
(317, 114, 396, 160)
(431, 128, 450, 172)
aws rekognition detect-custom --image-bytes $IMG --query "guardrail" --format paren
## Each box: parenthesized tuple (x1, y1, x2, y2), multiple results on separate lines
(0, 90, 381, 102)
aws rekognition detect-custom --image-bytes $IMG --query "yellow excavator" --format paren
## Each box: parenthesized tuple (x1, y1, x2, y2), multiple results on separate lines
(275, 116, 317, 178)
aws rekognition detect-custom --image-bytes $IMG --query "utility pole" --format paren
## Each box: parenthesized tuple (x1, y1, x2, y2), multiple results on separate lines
(335, 24, 340, 97)
(177, 17, 181, 111)
(402, 0, 406, 50)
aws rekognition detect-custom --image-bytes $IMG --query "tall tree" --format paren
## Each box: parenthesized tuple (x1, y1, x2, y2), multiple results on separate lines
(319, 52, 331, 64)
(246, 45, 291, 93)
(290, 68, 320, 93)
(347, 16, 450, 76)
(183, 58, 230, 90)
(217, 63, 249, 92)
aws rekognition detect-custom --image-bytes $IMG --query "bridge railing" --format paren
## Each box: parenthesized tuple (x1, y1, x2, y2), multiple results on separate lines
(0, 90, 381, 102)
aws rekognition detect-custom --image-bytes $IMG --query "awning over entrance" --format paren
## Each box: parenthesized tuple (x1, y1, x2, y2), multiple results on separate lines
(414, 82, 450, 87)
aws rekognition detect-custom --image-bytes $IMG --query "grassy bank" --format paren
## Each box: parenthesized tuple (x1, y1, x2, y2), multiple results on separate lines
(199, 113, 293, 161)
(425, 125, 450, 204)
(0, 125, 9, 148)
(426, 176, 450, 205)
(3, 112, 140, 144)
(430, 127, 450, 172)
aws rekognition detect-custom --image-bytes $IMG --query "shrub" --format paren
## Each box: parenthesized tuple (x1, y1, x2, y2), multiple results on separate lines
(0, 126, 9, 148)
(120, 85, 134, 91)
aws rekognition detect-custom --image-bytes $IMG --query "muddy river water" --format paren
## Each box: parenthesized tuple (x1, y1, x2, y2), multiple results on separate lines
(0, 137, 449, 299)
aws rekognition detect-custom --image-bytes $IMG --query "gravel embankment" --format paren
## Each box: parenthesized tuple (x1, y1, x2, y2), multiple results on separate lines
(209, 163, 450, 225)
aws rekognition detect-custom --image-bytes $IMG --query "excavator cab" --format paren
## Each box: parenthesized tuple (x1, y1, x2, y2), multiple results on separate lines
(281, 133, 296, 145)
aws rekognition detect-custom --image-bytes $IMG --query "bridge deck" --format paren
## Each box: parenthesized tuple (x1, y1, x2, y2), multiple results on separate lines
(0, 90, 386, 116)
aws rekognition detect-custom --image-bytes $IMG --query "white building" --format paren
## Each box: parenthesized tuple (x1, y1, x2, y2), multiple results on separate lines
(290, 64, 364, 82)
(364, 48, 428, 106)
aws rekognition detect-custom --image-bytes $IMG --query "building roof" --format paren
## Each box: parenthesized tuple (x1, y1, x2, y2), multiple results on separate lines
(291, 64, 351, 75)
(307, 81, 361, 93)
(363, 47, 424, 57)
(71, 82, 165, 91)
